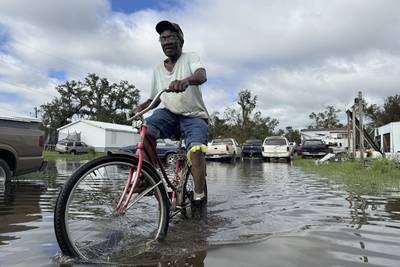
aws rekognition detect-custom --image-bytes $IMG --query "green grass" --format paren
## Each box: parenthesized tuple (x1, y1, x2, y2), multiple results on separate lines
(43, 150, 105, 161)
(293, 156, 400, 194)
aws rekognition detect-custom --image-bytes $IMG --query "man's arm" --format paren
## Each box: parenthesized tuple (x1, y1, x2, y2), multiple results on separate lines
(185, 68, 207, 85)
(168, 68, 207, 92)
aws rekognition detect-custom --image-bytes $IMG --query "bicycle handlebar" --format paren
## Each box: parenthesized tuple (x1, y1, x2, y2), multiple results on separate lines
(126, 89, 168, 122)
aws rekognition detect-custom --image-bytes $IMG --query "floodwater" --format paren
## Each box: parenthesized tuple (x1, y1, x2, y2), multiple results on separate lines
(1, 159, 400, 266)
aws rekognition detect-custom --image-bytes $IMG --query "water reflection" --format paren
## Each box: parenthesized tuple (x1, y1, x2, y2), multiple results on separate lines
(345, 192, 400, 230)
(385, 197, 400, 221)
(0, 159, 400, 266)
(0, 181, 44, 245)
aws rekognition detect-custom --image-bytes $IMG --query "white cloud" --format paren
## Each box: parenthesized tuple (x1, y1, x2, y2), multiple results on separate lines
(0, 0, 399, 129)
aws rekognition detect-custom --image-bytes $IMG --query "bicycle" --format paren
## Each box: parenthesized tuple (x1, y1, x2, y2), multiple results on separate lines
(54, 89, 207, 262)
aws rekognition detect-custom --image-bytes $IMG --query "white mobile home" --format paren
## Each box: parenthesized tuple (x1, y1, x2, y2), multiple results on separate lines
(375, 121, 400, 156)
(57, 120, 140, 152)
(300, 128, 349, 148)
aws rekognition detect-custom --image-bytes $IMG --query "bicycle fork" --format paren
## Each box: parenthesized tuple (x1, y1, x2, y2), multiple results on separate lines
(116, 166, 140, 213)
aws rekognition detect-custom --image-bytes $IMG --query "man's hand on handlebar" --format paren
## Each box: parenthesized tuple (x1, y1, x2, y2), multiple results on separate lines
(128, 82, 188, 120)
(167, 79, 189, 93)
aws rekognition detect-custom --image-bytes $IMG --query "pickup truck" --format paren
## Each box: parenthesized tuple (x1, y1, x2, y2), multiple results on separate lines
(206, 138, 242, 161)
(0, 115, 46, 183)
(242, 139, 263, 157)
(301, 139, 329, 158)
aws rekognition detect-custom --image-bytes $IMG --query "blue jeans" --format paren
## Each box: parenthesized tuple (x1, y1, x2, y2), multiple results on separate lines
(146, 108, 208, 150)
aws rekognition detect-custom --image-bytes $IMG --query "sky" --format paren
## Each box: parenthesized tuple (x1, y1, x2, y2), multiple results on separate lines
(0, 0, 399, 129)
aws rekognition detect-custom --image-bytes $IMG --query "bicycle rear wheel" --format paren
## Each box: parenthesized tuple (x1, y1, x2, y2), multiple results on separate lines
(181, 171, 207, 218)
(54, 155, 169, 262)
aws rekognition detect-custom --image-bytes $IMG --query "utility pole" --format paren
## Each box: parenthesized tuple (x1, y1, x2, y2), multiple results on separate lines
(347, 111, 351, 158)
(34, 107, 38, 118)
(352, 102, 356, 159)
(358, 91, 364, 161)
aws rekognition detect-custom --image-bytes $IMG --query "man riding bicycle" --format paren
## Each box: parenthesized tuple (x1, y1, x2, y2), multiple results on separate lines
(132, 20, 209, 203)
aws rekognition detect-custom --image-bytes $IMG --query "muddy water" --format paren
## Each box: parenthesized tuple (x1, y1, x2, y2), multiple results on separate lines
(1, 159, 400, 266)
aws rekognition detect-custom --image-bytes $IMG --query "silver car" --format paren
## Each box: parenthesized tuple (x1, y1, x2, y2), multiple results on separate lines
(55, 140, 91, 154)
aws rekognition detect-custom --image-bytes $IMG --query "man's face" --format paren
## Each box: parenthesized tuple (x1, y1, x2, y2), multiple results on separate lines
(159, 29, 182, 58)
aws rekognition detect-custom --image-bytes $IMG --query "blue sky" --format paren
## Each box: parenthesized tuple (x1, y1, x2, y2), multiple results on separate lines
(1, 0, 400, 128)
(110, 0, 180, 13)
(0, 28, 9, 52)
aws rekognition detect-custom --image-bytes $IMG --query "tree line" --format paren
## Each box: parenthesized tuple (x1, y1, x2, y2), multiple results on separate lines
(39, 73, 400, 144)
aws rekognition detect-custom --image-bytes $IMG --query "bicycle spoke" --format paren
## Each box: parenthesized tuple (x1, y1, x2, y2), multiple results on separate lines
(126, 181, 162, 210)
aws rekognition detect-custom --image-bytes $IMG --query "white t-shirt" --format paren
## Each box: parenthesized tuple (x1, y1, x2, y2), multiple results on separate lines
(150, 52, 209, 119)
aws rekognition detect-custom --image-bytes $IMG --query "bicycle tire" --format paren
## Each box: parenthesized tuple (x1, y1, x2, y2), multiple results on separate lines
(181, 171, 207, 218)
(54, 155, 169, 262)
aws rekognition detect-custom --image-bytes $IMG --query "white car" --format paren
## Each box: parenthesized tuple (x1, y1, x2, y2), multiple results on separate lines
(55, 140, 91, 154)
(206, 138, 242, 161)
(262, 136, 292, 162)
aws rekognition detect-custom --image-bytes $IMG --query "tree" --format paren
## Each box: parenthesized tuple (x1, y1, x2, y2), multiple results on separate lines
(40, 73, 140, 143)
(208, 90, 280, 143)
(365, 94, 400, 127)
(238, 90, 257, 128)
(82, 74, 140, 124)
(208, 112, 229, 139)
(308, 105, 343, 129)
(236, 90, 258, 142)
(250, 111, 279, 140)
(40, 80, 86, 143)
(283, 126, 301, 144)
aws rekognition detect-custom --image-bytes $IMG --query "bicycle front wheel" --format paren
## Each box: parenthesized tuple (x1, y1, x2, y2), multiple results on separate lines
(54, 155, 169, 262)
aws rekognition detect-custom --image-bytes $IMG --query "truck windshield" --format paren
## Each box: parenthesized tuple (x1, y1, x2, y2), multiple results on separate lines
(304, 140, 323, 146)
(245, 140, 262, 145)
(213, 139, 233, 145)
(265, 139, 286, 145)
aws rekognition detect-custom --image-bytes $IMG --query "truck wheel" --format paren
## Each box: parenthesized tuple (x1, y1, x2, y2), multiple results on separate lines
(0, 159, 11, 183)
(70, 150, 76, 155)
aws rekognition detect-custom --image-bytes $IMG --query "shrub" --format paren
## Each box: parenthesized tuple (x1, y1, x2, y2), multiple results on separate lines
(371, 159, 399, 174)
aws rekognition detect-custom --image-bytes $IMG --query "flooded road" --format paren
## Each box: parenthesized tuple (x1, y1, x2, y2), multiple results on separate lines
(1, 159, 400, 266)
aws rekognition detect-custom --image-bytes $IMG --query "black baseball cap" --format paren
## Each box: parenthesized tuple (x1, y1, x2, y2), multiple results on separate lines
(155, 20, 184, 41)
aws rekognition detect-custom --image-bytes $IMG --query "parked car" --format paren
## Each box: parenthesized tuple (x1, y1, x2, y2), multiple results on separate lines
(293, 144, 304, 155)
(0, 116, 46, 183)
(262, 136, 292, 162)
(120, 139, 179, 164)
(301, 139, 329, 158)
(55, 140, 91, 154)
(206, 138, 242, 161)
(242, 139, 263, 157)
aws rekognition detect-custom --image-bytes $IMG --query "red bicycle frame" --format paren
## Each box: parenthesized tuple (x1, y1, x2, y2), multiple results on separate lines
(115, 124, 181, 213)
